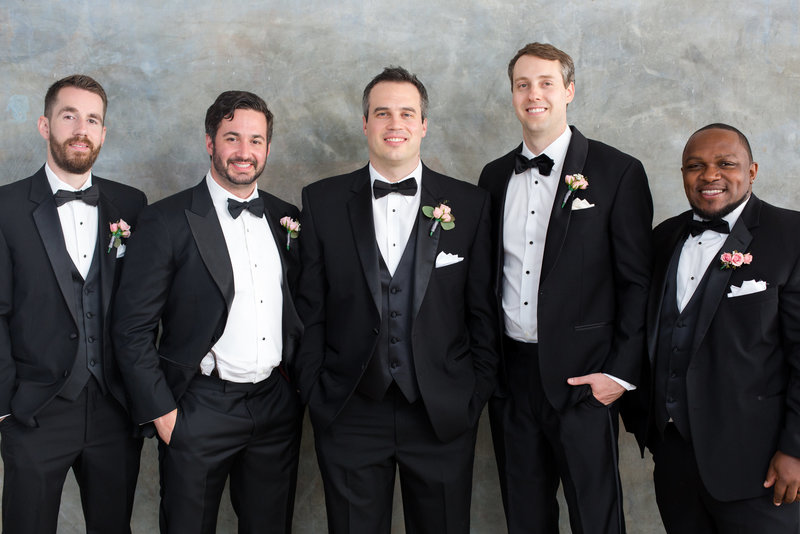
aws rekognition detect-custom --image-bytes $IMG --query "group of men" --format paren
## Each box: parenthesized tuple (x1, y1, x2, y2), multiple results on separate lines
(0, 41, 798, 534)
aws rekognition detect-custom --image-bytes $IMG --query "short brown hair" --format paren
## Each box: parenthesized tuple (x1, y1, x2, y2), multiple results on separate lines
(507, 43, 575, 89)
(43, 74, 108, 120)
(205, 91, 274, 145)
(362, 66, 429, 121)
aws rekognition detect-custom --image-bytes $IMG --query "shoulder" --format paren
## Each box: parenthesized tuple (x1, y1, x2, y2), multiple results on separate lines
(478, 146, 519, 184)
(258, 189, 299, 218)
(95, 176, 147, 206)
(302, 166, 368, 200)
(0, 174, 35, 200)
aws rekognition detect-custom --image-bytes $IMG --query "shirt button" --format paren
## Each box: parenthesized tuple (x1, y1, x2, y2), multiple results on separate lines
(89, 360, 96, 367)
(523, 301, 528, 306)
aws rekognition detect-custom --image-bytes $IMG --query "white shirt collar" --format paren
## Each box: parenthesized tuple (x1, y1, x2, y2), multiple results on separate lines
(205, 171, 260, 220)
(45, 162, 93, 194)
(521, 126, 572, 168)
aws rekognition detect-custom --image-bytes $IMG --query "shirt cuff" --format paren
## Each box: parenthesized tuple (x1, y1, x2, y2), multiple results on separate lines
(604, 373, 636, 391)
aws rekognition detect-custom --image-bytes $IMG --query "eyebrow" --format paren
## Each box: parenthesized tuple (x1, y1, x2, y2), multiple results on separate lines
(220, 131, 265, 140)
(373, 106, 418, 114)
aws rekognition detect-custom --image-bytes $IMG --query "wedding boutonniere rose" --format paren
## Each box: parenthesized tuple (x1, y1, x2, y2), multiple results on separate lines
(561, 174, 589, 208)
(422, 202, 455, 237)
(280, 216, 300, 251)
(720, 250, 753, 270)
(107, 219, 131, 253)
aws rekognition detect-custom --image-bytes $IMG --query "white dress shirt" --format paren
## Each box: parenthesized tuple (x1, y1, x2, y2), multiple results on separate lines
(370, 161, 422, 275)
(45, 163, 98, 279)
(502, 127, 571, 342)
(676, 198, 750, 312)
(200, 173, 284, 383)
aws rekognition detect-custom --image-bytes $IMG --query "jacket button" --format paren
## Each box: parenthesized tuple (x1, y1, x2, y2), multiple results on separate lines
(372, 328, 379, 335)
(63, 370, 69, 377)
(69, 333, 78, 340)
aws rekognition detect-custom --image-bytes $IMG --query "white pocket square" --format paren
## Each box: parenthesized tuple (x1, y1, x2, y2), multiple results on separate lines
(435, 251, 463, 268)
(571, 198, 595, 210)
(727, 279, 767, 298)
(116, 244, 126, 258)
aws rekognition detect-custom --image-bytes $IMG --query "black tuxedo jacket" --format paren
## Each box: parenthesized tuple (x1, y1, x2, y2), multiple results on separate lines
(111, 179, 303, 425)
(633, 195, 800, 501)
(0, 166, 147, 426)
(478, 126, 653, 411)
(295, 164, 498, 443)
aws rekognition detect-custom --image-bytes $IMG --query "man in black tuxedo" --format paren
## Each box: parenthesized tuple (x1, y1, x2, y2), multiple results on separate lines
(478, 43, 653, 534)
(0, 75, 146, 534)
(112, 91, 303, 534)
(632, 124, 800, 533)
(295, 66, 498, 534)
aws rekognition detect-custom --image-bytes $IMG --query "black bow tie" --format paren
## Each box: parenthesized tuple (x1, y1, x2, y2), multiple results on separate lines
(689, 218, 730, 237)
(515, 153, 555, 176)
(372, 178, 418, 199)
(227, 197, 264, 219)
(53, 185, 100, 207)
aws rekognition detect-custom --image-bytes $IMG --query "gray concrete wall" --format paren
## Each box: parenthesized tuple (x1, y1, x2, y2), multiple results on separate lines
(1, 0, 798, 532)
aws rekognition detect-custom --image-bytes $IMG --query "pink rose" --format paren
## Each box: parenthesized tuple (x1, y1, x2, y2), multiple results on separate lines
(109, 222, 119, 233)
(730, 252, 744, 267)
(720, 252, 732, 263)
(433, 207, 444, 219)
(743, 253, 753, 265)
(441, 213, 453, 223)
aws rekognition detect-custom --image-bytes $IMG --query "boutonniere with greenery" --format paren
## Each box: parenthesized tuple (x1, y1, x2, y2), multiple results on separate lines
(422, 202, 455, 237)
(720, 250, 753, 270)
(561, 173, 589, 208)
(107, 219, 131, 253)
(280, 216, 300, 251)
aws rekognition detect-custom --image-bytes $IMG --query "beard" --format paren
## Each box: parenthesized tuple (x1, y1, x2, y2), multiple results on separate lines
(690, 190, 750, 220)
(49, 135, 101, 175)
(211, 152, 266, 188)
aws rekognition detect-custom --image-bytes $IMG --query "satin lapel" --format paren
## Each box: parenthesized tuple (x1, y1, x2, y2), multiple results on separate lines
(97, 184, 122, 315)
(30, 172, 80, 326)
(494, 147, 519, 290)
(412, 169, 442, 318)
(540, 127, 588, 284)
(347, 171, 381, 315)
(647, 216, 691, 365)
(185, 182, 235, 310)
(688, 201, 757, 357)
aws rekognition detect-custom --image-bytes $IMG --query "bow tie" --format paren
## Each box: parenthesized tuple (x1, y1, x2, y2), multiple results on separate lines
(372, 178, 418, 199)
(515, 153, 555, 176)
(53, 185, 100, 207)
(689, 218, 730, 237)
(227, 197, 264, 219)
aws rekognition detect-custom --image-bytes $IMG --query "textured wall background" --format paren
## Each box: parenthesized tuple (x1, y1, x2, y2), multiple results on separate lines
(1, 0, 798, 532)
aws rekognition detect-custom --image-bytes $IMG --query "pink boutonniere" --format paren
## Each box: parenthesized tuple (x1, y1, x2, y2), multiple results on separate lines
(720, 250, 753, 270)
(280, 216, 300, 251)
(107, 219, 131, 253)
(422, 202, 455, 237)
(561, 173, 589, 208)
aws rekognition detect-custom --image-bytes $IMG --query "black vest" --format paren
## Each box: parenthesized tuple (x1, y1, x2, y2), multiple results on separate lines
(358, 222, 421, 403)
(59, 247, 106, 400)
(654, 242, 711, 440)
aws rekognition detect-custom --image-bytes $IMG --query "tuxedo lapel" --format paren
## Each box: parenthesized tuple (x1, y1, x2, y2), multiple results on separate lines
(97, 183, 123, 315)
(185, 181, 235, 310)
(647, 215, 691, 365)
(347, 169, 381, 315)
(541, 126, 589, 284)
(412, 167, 442, 318)
(30, 171, 79, 326)
(689, 198, 758, 358)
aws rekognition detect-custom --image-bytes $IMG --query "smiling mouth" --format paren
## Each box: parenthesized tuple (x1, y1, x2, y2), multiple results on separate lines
(699, 189, 725, 197)
(385, 137, 406, 143)
(230, 160, 255, 170)
(526, 106, 546, 114)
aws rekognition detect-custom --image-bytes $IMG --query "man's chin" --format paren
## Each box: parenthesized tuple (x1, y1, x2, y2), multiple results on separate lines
(690, 194, 748, 220)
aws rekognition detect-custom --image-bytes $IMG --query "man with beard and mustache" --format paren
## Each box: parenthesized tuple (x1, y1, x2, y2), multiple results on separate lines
(629, 124, 800, 533)
(112, 91, 303, 534)
(0, 74, 146, 533)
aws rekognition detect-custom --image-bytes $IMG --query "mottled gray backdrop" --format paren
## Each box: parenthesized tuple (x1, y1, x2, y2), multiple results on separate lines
(1, 0, 799, 532)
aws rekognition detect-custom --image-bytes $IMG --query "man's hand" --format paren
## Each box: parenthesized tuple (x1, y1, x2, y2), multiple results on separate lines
(567, 373, 625, 405)
(154, 409, 178, 445)
(764, 451, 800, 505)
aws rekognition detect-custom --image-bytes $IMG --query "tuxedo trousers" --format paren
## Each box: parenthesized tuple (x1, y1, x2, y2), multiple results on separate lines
(489, 337, 624, 534)
(313, 384, 478, 534)
(652, 423, 800, 534)
(158, 371, 302, 534)
(0, 377, 142, 534)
